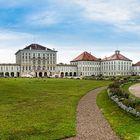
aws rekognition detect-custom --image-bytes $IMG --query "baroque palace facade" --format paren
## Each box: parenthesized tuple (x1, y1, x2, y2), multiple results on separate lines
(0, 43, 139, 77)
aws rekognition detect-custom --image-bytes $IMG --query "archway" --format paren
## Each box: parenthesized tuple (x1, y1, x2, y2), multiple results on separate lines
(39, 72, 42, 77)
(73, 72, 77, 76)
(44, 72, 47, 77)
(17, 72, 20, 77)
(65, 72, 68, 77)
(0, 72, 4, 77)
(70, 72, 72, 76)
(5, 72, 9, 77)
(60, 72, 64, 78)
(35, 72, 37, 77)
(11, 72, 14, 77)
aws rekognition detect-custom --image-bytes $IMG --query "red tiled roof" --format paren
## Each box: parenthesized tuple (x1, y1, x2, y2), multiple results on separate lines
(103, 50, 131, 61)
(134, 61, 140, 66)
(71, 51, 97, 62)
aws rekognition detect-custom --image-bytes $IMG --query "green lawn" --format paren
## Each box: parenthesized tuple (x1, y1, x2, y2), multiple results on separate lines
(121, 82, 137, 94)
(97, 89, 140, 140)
(0, 78, 111, 140)
(121, 82, 140, 99)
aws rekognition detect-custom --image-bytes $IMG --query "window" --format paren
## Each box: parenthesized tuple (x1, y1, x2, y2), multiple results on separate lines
(43, 60, 45, 65)
(33, 60, 36, 65)
(38, 60, 41, 65)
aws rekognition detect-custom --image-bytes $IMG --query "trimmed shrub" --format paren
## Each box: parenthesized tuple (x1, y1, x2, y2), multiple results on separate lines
(122, 98, 140, 108)
(109, 88, 122, 96)
(134, 99, 140, 107)
(122, 98, 134, 108)
(122, 92, 129, 99)
(135, 105, 140, 112)
(108, 82, 120, 89)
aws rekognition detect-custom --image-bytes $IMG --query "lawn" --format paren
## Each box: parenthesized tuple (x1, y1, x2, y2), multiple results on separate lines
(0, 78, 111, 140)
(97, 89, 140, 140)
(121, 82, 137, 94)
(121, 82, 140, 99)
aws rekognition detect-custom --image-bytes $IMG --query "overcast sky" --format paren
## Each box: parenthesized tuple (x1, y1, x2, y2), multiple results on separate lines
(0, 0, 140, 63)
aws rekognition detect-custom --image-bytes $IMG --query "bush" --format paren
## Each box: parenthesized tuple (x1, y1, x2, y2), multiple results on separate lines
(122, 98, 134, 108)
(122, 98, 140, 108)
(108, 82, 120, 89)
(110, 76, 116, 81)
(134, 99, 140, 107)
(135, 105, 140, 112)
(109, 88, 122, 96)
(122, 92, 129, 99)
(108, 80, 140, 117)
(83, 76, 95, 80)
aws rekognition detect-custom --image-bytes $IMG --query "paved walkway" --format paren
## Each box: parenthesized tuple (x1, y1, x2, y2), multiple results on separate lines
(129, 83, 140, 98)
(66, 87, 120, 140)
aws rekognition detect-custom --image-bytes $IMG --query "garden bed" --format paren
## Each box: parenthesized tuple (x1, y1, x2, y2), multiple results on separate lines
(108, 80, 140, 117)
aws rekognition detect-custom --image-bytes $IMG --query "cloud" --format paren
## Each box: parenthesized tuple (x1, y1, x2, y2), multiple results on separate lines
(116, 23, 140, 33)
(46, 42, 140, 64)
(0, 30, 34, 46)
(0, 30, 139, 64)
(0, 30, 34, 63)
(1, 0, 140, 33)
(25, 11, 60, 27)
(57, 0, 140, 33)
(24, 0, 82, 27)
(71, 0, 132, 23)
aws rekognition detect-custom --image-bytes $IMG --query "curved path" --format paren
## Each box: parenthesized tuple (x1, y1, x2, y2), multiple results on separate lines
(66, 87, 120, 140)
(129, 83, 140, 98)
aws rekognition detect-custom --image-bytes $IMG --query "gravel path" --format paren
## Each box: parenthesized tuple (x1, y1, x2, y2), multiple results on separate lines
(66, 87, 120, 140)
(129, 83, 140, 98)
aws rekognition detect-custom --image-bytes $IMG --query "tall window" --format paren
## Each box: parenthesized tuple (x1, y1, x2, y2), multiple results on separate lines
(38, 60, 41, 65)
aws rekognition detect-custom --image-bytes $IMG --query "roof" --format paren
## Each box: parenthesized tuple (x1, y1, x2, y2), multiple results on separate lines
(15, 43, 57, 55)
(71, 51, 97, 62)
(23, 44, 52, 51)
(133, 61, 140, 66)
(103, 50, 132, 61)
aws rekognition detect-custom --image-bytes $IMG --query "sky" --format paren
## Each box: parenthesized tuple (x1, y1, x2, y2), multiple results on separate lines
(0, 0, 140, 63)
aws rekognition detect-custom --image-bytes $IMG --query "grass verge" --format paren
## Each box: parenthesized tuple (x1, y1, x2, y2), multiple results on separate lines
(97, 89, 140, 140)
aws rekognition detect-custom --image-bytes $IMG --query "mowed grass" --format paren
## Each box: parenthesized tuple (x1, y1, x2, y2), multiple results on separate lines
(97, 89, 140, 140)
(121, 82, 134, 93)
(0, 78, 111, 140)
(121, 82, 140, 99)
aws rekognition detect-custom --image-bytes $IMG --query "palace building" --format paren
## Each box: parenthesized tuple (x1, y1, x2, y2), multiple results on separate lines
(15, 44, 57, 77)
(0, 43, 139, 77)
(101, 50, 132, 76)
